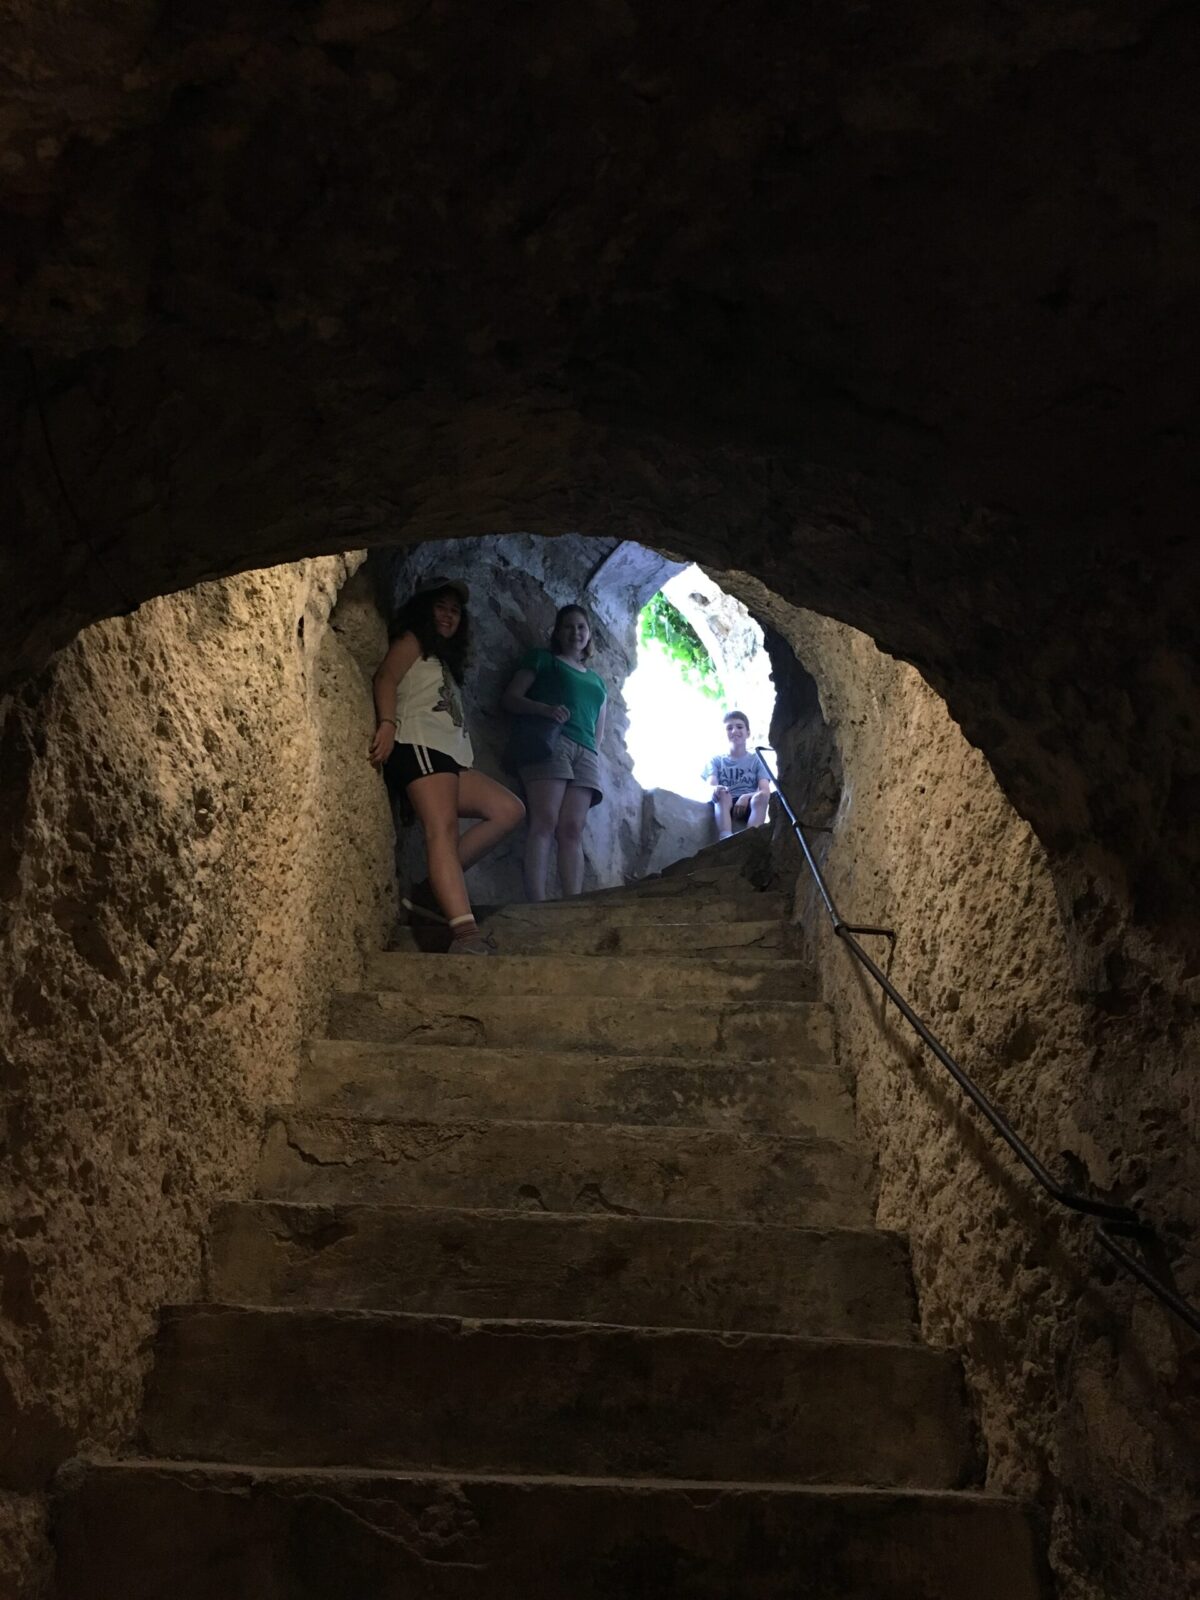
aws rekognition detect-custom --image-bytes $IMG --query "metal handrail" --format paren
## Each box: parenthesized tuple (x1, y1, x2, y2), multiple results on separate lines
(756, 746, 1200, 1336)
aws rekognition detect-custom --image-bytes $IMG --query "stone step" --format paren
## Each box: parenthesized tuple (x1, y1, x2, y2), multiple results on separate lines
(56, 1461, 1045, 1600)
(389, 914, 788, 957)
(257, 1112, 874, 1226)
(141, 1305, 978, 1488)
(327, 991, 833, 1059)
(612, 874, 772, 903)
(299, 1041, 853, 1138)
(207, 1202, 917, 1340)
(365, 951, 814, 1001)
(546, 870, 776, 906)
(483, 893, 787, 926)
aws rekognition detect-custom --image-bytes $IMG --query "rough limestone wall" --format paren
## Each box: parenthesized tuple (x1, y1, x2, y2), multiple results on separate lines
(757, 601, 1199, 1600)
(0, 556, 395, 1595)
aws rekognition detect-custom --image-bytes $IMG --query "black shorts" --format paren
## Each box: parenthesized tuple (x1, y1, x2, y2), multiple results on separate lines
(386, 742, 464, 789)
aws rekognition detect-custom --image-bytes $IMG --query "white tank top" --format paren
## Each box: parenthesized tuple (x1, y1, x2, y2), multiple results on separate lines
(393, 651, 474, 766)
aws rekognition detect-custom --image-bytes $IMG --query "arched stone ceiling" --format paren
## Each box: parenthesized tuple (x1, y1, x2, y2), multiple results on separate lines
(3, 0, 1199, 927)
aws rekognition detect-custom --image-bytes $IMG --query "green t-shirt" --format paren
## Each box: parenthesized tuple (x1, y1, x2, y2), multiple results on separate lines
(520, 648, 607, 752)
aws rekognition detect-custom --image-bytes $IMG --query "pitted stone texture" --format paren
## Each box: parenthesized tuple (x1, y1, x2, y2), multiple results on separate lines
(298, 1041, 853, 1138)
(366, 952, 813, 1001)
(142, 1305, 977, 1488)
(0, 558, 395, 1564)
(56, 1462, 1047, 1600)
(752, 589, 1200, 1600)
(328, 991, 831, 1059)
(256, 1114, 873, 1227)
(207, 1202, 917, 1340)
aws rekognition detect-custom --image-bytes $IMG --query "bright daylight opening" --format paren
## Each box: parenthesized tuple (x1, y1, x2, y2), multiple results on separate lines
(625, 565, 777, 800)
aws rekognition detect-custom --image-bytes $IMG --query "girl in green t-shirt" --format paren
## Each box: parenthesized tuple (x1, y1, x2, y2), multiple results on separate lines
(502, 604, 608, 901)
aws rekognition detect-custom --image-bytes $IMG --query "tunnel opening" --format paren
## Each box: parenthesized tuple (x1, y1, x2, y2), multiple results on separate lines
(625, 564, 778, 812)
(353, 533, 826, 902)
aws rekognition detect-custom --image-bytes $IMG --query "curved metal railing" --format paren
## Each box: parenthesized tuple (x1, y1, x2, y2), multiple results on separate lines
(756, 746, 1200, 1336)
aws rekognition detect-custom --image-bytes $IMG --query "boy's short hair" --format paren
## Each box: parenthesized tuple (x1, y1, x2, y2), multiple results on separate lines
(723, 709, 750, 728)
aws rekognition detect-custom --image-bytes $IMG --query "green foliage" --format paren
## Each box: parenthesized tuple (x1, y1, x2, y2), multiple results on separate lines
(638, 592, 725, 701)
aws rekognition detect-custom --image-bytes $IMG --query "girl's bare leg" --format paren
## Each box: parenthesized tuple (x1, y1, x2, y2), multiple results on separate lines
(407, 772, 472, 922)
(555, 784, 593, 898)
(455, 769, 526, 870)
(523, 777, 567, 901)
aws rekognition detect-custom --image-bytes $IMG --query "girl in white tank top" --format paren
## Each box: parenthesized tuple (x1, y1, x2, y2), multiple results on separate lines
(367, 577, 524, 953)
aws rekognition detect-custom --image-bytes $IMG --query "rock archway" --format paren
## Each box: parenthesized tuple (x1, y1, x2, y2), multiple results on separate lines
(3, 5, 1200, 1596)
(4, 0, 1199, 946)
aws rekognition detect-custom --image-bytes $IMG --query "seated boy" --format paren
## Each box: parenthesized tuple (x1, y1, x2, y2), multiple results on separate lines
(702, 710, 771, 840)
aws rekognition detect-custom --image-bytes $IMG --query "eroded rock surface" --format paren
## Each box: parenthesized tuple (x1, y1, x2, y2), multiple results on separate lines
(748, 584, 1200, 1600)
(0, 556, 394, 1587)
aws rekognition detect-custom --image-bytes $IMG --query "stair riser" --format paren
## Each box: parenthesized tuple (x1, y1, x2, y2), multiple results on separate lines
(391, 918, 788, 956)
(483, 895, 787, 927)
(328, 993, 834, 1060)
(143, 1306, 978, 1487)
(299, 1043, 854, 1137)
(57, 1465, 1047, 1600)
(207, 1203, 917, 1339)
(366, 953, 813, 1001)
(592, 871, 771, 900)
(257, 1115, 874, 1227)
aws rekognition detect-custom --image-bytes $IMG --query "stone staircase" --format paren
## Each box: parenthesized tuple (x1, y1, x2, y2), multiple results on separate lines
(55, 848, 1046, 1598)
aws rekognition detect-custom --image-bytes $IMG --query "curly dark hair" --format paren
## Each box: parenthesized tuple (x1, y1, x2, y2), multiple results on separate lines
(549, 603, 594, 662)
(390, 585, 470, 684)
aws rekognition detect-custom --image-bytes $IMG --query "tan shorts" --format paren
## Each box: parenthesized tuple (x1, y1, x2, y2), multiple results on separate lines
(519, 735, 604, 806)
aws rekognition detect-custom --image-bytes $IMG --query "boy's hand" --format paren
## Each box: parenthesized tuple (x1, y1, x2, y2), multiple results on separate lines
(713, 784, 730, 798)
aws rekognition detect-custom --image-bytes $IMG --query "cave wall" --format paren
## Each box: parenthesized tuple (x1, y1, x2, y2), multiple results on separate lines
(4, 0, 1199, 954)
(0, 556, 395, 1593)
(370, 533, 712, 902)
(744, 585, 1200, 1600)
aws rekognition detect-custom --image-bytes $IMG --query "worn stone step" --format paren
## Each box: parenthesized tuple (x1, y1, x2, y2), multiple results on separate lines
(207, 1202, 917, 1339)
(327, 990, 833, 1059)
(365, 951, 814, 1001)
(56, 1461, 1046, 1600)
(299, 1040, 853, 1138)
(257, 1112, 874, 1226)
(484, 893, 787, 926)
(389, 915, 788, 957)
(617, 858, 774, 892)
(546, 871, 776, 906)
(142, 1305, 977, 1488)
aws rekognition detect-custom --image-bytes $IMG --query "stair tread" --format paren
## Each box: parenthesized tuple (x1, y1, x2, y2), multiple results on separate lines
(337, 990, 823, 1010)
(215, 1197, 894, 1238)
(77, 1457, 1026, 1502)
(159, 1300, 939, 1349)
(363, 951, 815, 999)
(305, 1037, 840, 1068)
(387, 917, 789, 956)
(267, 1108, 853, 1140)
